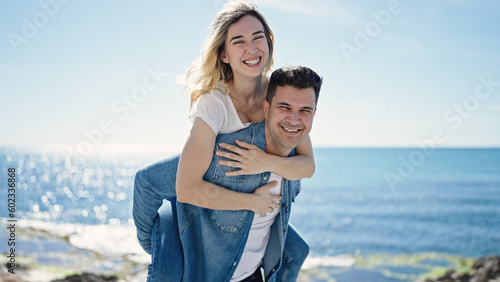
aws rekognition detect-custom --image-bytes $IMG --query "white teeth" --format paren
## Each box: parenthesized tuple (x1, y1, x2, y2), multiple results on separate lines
(283, 127, 299, 133)
(244, 58, 260, 65)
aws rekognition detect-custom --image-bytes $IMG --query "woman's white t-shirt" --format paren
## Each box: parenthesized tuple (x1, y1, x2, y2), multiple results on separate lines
(189, 88, 249, 134)
(189, 88, 282, 281)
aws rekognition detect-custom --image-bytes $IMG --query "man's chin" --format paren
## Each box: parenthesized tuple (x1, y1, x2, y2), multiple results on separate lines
(282, 136, 305, 150)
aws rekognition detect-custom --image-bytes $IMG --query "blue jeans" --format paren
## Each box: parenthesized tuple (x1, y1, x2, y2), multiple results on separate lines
(147, 201, 183, 281)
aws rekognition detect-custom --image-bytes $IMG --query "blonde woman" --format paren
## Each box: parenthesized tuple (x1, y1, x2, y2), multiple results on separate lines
(133, 2, 314, 281)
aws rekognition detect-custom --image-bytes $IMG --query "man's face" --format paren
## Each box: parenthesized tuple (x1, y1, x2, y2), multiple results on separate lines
(264, 85, 317, 155)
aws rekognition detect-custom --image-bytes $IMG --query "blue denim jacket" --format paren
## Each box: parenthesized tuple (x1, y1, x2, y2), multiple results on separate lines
(133, 121, 301, 281)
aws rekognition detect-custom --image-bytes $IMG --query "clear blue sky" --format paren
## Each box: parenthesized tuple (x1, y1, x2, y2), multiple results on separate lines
(1, 0, 499, 152)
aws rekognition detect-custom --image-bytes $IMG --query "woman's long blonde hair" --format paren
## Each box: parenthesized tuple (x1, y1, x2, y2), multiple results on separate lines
(181, 1, 275, 107)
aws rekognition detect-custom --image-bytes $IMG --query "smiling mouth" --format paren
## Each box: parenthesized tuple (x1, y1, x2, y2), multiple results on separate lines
(281, 125, 303, 133)
(243, 57, 261, 66)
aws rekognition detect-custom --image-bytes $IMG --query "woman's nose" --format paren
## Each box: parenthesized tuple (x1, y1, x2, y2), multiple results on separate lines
(246, 42, 257, 54)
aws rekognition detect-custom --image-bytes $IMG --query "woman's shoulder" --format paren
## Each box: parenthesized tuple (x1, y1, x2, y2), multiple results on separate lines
(196, 87, 231, 106)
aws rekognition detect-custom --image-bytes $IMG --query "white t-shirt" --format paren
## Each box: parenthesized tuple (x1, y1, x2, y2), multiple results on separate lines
(189, 89, 280, 281)
(231, 173, 282, 281)
(189, 88, 250, 134)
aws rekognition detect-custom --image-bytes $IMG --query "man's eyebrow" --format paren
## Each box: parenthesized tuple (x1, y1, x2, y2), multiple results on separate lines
(276, 102, 315, 111)
(229, 30, 265, 42)
(276, 102, 291, 107)
(301, 106, 315, 111)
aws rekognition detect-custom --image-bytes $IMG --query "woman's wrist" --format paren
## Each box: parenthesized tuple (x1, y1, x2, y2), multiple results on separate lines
(266, 153, 282, 174)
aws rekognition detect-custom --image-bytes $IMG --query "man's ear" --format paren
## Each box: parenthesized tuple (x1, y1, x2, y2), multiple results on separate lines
(263, 100, 270, 119)
(220, 51, 229, 64)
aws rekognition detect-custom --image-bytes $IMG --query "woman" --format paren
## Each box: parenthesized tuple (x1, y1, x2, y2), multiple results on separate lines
(133, 1, 313, 281)
(177, 1, 314, 217)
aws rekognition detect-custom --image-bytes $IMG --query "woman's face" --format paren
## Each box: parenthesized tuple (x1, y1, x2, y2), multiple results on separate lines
(221, 15, 270, 80)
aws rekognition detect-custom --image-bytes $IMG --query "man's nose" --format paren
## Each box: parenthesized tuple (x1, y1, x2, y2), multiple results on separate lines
(286, 111, 300, 124)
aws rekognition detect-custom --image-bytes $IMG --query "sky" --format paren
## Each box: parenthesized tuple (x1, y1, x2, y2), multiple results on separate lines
(1, 0, 500, 153)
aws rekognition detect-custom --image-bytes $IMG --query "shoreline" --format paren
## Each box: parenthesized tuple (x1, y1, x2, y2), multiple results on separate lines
(1, 220, 499, 282)
(4, 251, 499, 282)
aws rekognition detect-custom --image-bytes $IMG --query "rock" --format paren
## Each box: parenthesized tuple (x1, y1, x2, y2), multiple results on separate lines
(425, 255, 500, 282)
(451, 271, 471, 282)
(0, 272, 22, 282)
(0, 261, 26, 282)
(441, 269, 455, 279)
(473, 256, 500, 270)
(51, 273, 118, 282)
(470, 268, 488, 282)
(472, 255, 500, 282)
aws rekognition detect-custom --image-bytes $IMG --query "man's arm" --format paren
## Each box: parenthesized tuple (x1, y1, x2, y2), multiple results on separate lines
(176, 118, 280, 216)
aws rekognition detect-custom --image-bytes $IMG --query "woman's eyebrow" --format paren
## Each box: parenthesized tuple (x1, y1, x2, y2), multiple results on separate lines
(229, 30, 265, 42)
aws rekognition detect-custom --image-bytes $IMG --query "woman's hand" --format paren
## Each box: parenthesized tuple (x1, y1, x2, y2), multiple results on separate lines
(251, 181, 281, 217)
(216, 140, 277, 176)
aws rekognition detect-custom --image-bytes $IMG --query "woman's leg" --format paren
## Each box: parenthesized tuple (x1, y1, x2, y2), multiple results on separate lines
(147, 201, 183, 282)
(133, 156, 180, 253)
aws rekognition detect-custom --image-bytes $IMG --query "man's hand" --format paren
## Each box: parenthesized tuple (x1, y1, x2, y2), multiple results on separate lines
(217, 140, 277, 176)
(251, 181, 281, 217)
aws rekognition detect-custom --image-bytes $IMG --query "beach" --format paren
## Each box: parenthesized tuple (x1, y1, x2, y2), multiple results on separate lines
(1, 147, 499, 281)
(2, 219, 499, 282)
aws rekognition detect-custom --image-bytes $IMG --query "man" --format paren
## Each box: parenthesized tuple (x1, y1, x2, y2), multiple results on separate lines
(133, 66, 322, 281)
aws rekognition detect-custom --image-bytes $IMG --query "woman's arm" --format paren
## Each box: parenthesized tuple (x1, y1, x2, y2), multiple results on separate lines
(176, 118, 281, 216)
(217, 135, 315, 180)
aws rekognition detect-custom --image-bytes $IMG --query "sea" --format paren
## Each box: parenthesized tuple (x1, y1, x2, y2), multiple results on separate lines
(1, 146, 499, 281)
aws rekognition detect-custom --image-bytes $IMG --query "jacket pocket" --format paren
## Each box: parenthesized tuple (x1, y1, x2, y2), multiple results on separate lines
(211, 210, 249, 233)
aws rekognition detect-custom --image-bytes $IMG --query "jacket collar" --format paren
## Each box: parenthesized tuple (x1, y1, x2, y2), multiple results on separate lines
(252, 121, 267, 152)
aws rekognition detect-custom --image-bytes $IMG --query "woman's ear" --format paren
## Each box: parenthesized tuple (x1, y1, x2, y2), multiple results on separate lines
(220, 51, 229, 64)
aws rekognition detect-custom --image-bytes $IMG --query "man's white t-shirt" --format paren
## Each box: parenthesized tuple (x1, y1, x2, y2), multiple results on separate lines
(189, 89, 281, 281)
(230, 173, 282, 281)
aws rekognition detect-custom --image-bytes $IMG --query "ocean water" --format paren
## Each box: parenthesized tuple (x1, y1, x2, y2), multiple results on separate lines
(1, 146, 499, 262)
(295, 148, 500, 259)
